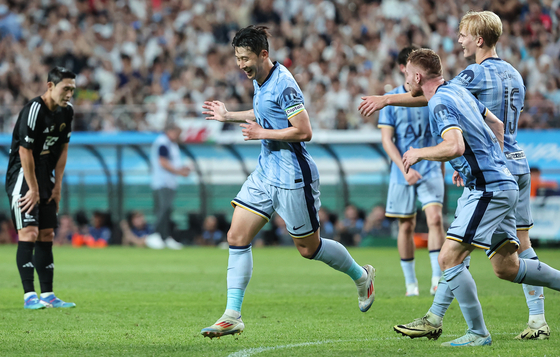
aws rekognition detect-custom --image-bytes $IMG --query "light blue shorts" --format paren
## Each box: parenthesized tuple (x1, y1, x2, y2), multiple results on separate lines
(385, 176, 444, 218)
(232, 173, 320, 238)
(454, 173, 533, 231)
(448, 189, 520, 258)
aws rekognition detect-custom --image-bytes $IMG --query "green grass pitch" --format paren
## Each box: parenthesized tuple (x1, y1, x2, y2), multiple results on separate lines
(0, 245, 559, 356)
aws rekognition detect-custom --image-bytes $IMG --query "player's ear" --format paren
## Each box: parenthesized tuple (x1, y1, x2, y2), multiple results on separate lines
(47, 81, 55, 91)
(260, 49, 268, 60)
(476, 36, 484, 48)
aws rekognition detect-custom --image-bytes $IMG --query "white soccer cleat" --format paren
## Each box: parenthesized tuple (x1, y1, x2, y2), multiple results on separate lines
(165, 237, 183, 250)
(406, 282, 419, 296)
(441, 330, 492, 347)
(514, 324, 550, 340)
(356, 265, 376, 312)
(145, 233, 165, 249)
(394, 314, 443, 340)
(201, 314, 245, 339)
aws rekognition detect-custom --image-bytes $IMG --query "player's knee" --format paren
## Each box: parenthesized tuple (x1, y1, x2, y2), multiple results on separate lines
(19, 227, 39, 242)
(427, 212, 443, 229)
(298, 246, 316, 259)
(38, 231, 55, 242)
(226, 230, 244, 246)
(399, 219, 415, 235)
(493, 264, 517, 281)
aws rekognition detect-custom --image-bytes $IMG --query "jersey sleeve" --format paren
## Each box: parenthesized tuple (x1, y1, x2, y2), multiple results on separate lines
(61, 104, 74, 144)
(18, 102, 41, 149)
(449, 63, 484, 96)
(277, 76, 305, 120)
(428, 98, 463, 138)
(378, 105, 396, 128)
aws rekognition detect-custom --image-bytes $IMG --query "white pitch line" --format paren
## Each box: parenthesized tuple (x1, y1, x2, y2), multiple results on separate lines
(227, 332, 518, 357)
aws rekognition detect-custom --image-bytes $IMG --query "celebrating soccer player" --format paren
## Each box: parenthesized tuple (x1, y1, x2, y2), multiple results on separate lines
(6, 66, 76, 309)
(361, 11, 550, 341)
(378, 46, 445, 297)
(397, 48, 560, 347)
(200, 25, 375, 339)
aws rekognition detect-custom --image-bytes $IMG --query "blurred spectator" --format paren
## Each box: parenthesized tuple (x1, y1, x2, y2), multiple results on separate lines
(271, 214, 293, 246)
(54, 214, 77, 246)
(530, 167, 559, 197)
(318, 207, 336, 240)
(362, 205, 392, 239)
(149, 122, 190, 250)
(0, 0, 557, 130)
(336, 203, 364, 246)
(195, 215, 226, 246)
(120, 210, 154, 247)
(88, 210, 112, 247)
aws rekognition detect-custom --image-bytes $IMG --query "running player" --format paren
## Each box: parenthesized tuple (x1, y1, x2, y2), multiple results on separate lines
(199, 26, 375, 339)
(378, 46, 444, 297)
(362, 11, 549, 340)
(400, 48, 560, 347)
(6, 66, 76, 309)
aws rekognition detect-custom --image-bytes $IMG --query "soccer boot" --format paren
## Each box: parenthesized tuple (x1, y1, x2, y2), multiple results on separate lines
(356, 265, 376, 312)
(441, 330, 492, 347)
(514, 324, 550, 340)
(40, 293, 76, 308)
(406, 282, 419, 296)
(394, 314, 443, 340)
(24, 293, 47, 310)
(201, 314, 244, 339)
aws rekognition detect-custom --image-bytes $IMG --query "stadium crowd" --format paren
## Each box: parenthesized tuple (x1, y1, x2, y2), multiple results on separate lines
(0, 0, 559, 132)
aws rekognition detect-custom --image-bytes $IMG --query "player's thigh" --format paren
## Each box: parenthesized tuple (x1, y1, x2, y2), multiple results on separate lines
(486, 197, 520, 260)
(447, 189, 517, 252)
(273, 180, 320, 239)
(228, 206, 268, 246)
(385, 182, 416, 218)
(439, 238, 475, 270)
(514, 173, 534, 231)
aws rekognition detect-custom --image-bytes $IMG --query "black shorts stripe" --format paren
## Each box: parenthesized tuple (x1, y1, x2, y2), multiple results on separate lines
(292, 143, 319, 233)
(231, 198, 271, 220)
(463, 191, 493, 244)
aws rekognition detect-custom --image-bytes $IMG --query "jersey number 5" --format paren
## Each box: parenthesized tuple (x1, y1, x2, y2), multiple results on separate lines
(503, 86, 519, 135)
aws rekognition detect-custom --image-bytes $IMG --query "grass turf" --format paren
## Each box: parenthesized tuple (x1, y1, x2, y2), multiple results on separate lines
(0, 245, 559, 356)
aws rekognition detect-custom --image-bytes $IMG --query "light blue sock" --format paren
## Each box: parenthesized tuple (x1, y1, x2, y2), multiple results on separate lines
(514, 258, 560, 291)
(226, 244, 253, 313)
(518, 248, 545, 316)
(444, 263, 489, 337)
(429, 275, 454, 318)
(429, 250, 441, 278)
(312, 238, 365, 281)
(429, 255, 471, 318)
(400, 259, 417, 285)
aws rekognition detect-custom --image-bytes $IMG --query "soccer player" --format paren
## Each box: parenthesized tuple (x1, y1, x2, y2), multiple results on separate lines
(399, 48, 560, 347)
(199, 25, 375, 339)
(363, 11, 550, 340)
(378, 46, 444, 297)
(6, 66, 76, 309)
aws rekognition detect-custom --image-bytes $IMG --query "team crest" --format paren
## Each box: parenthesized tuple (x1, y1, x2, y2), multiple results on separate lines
(60, 123, 66, 132)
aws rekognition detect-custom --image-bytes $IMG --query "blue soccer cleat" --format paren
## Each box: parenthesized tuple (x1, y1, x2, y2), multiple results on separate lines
(40, 294, 76, 308)
(24, 293, 47, 310)
(441, 330, 492, 347)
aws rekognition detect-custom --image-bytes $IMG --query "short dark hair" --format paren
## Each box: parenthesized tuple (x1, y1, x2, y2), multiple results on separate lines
(397, 45, 420, 66)
(231, 25, 271, 55)
(47, 66, 76, 85)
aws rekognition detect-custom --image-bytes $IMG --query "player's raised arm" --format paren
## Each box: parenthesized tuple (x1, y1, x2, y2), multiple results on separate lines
(358, 92, 428, 117)
(240, 109, 312, 142)
(202, 100, 255, 123)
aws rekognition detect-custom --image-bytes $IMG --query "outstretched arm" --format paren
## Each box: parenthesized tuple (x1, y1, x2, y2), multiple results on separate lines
(202, 100, 255, 123)
(358, 92, 428, 117)
(240, 109, 312, 142)
(403, 129, 465, 173)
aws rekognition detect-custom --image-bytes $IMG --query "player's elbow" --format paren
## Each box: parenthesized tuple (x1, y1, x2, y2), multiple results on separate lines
(449, 141, 465, 159)
(301, 130, 312, 142)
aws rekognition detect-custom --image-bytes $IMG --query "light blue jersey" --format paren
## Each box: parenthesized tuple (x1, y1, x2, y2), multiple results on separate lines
(378, 85, 441, 185)
(428, 82, 518, 192)
(450, 58, 529, 175)
(252, 62, 319, 189)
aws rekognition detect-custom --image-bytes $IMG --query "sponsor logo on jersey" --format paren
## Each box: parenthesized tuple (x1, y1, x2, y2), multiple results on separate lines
(456, 69, 475, 84)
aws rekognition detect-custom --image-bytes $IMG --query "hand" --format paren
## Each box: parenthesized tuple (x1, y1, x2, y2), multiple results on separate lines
(404, 168, 422, 185)
(358, 95, 387, 117)
(47, 187, 61, 213)
(402, 146, 422, 174)
(202, 101, 228, 122)
(178, 166, 191, 177)
(240, 120, 264, 141)
(19, 189, 40, 214)
(452, 170, 465, 187)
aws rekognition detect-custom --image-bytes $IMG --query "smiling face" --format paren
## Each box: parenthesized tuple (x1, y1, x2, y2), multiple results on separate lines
(235, 46, 267, 83)
(404, 62, 423, 97)
(457, 27, 479, 58)
(49, 78, 76, 107)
